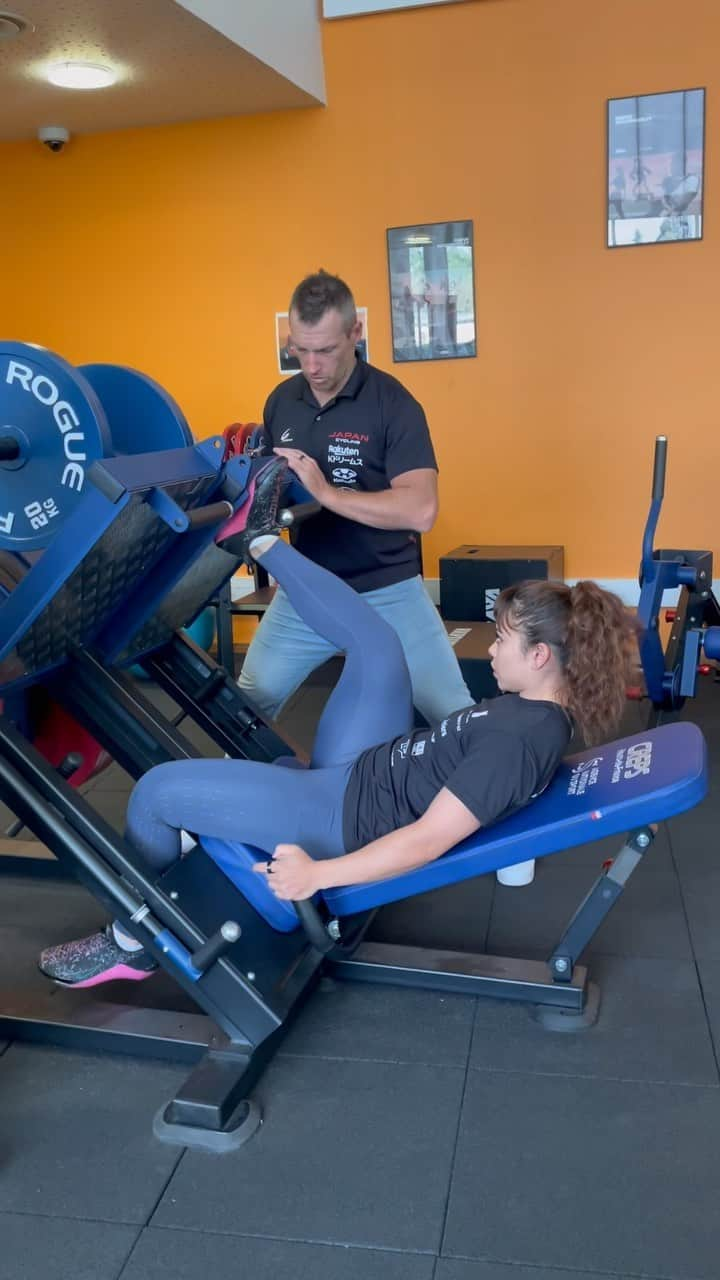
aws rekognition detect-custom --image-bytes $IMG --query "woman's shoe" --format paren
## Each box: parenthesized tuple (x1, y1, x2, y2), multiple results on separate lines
(216, 455, 288, 565)
(39, 927, 158, 988)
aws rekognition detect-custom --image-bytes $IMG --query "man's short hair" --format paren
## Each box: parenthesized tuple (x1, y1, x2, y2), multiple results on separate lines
(289, 270, 356, 332)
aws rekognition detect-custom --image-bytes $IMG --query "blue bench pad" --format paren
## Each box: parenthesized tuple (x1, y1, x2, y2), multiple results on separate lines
(200, 721, 707, 933)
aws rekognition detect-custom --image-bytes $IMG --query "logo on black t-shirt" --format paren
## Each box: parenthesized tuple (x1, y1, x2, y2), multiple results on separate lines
(328, 441, 365, 468)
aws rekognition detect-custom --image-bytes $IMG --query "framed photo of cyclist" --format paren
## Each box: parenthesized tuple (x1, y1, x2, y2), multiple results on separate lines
(607, 88, 705, 248)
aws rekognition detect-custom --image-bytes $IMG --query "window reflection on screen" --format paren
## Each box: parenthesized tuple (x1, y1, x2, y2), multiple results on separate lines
(388, 221, 477, 362)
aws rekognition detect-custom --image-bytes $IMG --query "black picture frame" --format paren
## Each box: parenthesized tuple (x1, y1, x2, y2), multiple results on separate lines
(387, 220, 477, 362)
(275, 308, 369, 375)
(607, 88, 705, 248)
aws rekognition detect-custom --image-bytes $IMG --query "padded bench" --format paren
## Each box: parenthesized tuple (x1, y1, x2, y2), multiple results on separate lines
(201, 720, 707, 932)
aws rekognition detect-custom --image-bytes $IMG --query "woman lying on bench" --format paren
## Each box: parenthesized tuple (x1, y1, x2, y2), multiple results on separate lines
(40, 456, 636, 988)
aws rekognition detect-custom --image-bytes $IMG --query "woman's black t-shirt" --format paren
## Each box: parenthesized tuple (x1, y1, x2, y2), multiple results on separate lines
(341, 694, 572, 851)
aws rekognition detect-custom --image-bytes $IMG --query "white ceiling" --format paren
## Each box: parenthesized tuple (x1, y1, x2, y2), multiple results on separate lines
(0, 0, 325, 142)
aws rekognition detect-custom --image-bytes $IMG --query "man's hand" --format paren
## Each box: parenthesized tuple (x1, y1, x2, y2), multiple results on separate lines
(254, 843, 322, 900)
(274, 448, 332, 504)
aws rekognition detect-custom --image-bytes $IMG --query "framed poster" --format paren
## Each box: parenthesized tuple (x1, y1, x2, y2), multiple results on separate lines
(275, 307, 369, 375)
(607, 88, 705, 247)
(387, 220, 476, 362)
(324, 1, 468, 14)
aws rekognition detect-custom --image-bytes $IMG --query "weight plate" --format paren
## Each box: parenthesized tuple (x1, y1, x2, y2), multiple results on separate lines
(78, 364, 194, 454)
(0, 342, 112, 551)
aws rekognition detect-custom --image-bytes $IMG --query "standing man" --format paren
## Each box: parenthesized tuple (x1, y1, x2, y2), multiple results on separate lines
(239, 270, 472, 725)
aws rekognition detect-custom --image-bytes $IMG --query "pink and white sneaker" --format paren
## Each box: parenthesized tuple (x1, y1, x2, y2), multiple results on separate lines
(38, 927, 158, 988)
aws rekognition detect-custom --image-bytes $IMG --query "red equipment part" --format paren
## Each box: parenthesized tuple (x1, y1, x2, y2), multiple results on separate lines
(223, 422, 259, 461)
(32, 699, 111, 788)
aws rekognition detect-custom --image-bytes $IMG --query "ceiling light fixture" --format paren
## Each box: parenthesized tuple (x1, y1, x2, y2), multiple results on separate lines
(47, 61, 117, 90)
(0, 11, 30, 39)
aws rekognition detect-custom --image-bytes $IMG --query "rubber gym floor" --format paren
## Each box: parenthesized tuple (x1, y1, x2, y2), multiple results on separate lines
(0, 660, 719, 1280)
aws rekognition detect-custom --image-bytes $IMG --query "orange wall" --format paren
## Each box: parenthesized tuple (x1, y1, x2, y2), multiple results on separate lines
(2, 0, 719, 579)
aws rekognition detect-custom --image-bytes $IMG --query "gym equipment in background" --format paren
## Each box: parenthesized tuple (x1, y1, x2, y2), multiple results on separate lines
(441, 621, 498, 703)
(439, 544, 565, 622)
(637, 435, 720, 716)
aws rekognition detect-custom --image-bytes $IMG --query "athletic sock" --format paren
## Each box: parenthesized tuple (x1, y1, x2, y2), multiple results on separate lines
(111, 921, 144, 953)
(249, 533, 278, 557)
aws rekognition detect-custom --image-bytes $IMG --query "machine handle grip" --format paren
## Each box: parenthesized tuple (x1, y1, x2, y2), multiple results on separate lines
(278, 500, 322, 529)
(651, 435, 667, 502)
(640, 435, 668, 577)
(185, 500, 234, 530)
(293, 898, 336, 954)
(191, 920, 241, 972)
(0, 437, 20, 462)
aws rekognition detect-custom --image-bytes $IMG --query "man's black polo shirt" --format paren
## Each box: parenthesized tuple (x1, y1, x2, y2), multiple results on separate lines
(263, 359, 438, 593)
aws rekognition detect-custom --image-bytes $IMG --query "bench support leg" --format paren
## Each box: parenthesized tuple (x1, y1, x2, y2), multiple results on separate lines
(547, 824, 655, 986)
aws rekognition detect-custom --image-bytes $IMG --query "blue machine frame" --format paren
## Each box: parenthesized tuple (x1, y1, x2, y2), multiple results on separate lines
(0, 444, 711, 1150)
(637, 435, 720, 712)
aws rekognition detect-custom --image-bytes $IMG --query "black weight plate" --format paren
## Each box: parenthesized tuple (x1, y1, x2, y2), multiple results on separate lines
(78, 364, 194, 454)
(0, 342, 111, 551)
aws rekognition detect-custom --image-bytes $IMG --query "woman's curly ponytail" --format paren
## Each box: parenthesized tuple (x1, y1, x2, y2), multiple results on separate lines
(494, 579, 637, 746)
(565, 581, 637, 745)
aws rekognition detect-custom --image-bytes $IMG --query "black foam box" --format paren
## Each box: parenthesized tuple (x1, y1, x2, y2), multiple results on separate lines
(440, 544, 565, 622)
(443, 620, 498, 703)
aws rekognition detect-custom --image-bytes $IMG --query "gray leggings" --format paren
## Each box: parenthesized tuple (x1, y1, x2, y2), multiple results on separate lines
(126, 539, 414, 870)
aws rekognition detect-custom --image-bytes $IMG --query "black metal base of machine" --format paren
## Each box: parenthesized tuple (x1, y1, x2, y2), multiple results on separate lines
(153, 1097, 262, 1151)
(0, 983, 214, 1063)
(532, 981, 601, 1031)
(330, 942, 589, 1014)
